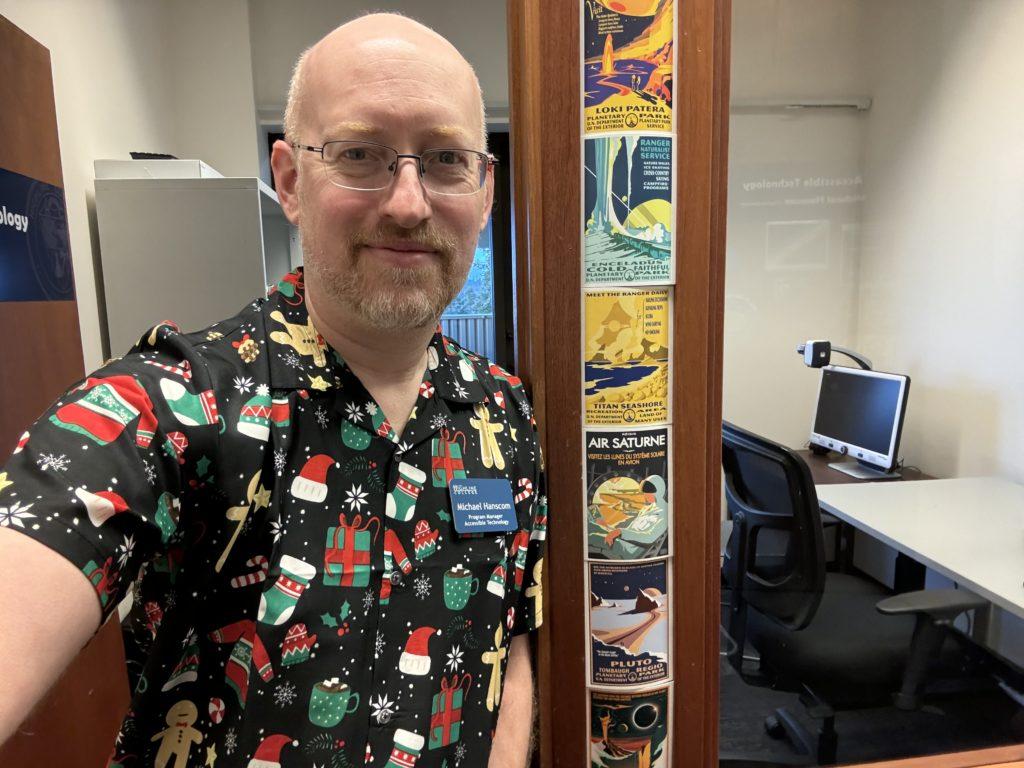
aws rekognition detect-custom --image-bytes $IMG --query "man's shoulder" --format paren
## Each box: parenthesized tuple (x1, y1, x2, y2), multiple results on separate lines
(113, 297, 271, 384)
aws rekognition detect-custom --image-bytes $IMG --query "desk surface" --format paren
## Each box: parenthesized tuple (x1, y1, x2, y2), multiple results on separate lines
(816, 478, 1024, 620)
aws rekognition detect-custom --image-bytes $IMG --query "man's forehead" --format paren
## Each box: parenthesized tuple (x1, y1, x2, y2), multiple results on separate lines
(321, 120, 474, 144)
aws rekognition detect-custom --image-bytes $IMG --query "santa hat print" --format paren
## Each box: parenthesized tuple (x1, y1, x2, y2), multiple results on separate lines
(247, 733, 298, 768)
(290, 454, 335, 503)
(75, 487, 130, 527)
(399, 626, 440, 676)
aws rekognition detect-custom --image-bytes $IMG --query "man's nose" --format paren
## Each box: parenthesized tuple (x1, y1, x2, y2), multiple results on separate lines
(379, 158, 432, 228)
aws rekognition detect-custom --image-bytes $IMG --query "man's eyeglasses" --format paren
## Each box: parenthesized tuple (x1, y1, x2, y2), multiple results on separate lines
(291, 140, 495, 195)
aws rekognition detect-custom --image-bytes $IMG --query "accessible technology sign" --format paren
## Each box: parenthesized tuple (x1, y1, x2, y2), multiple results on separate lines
(0, 166, 75, 301)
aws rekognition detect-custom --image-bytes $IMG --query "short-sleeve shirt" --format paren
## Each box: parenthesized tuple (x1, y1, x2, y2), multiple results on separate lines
(0, 268, 547, 768)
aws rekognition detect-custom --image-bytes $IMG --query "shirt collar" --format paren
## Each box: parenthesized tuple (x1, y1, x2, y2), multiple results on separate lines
(264, 268, 489, 405)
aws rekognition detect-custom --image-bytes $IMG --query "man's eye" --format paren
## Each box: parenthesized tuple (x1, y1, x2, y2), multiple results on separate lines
(340, 148, 369, 161)
(437, 151, 461, 165)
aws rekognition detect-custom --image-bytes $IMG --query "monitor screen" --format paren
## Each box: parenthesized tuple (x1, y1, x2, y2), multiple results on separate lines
(811, 366, 909, 468)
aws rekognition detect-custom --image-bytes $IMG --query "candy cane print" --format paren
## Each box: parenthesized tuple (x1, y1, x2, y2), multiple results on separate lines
(230, 555, 269, 588)
(514, 477, 534, 505)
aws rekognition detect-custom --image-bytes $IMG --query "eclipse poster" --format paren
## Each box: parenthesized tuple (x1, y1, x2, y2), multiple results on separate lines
(583, 0, 674, 134)
(584, 289, 670, 426)
(586, 426, 669, 560)
(589, 560, 670, 686)
(590, 686, 670, 768)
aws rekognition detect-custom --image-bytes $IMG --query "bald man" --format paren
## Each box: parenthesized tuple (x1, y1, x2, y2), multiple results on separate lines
(0, 14, 545, 768)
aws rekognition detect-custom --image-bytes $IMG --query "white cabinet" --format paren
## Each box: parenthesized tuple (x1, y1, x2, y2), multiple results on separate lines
(94, 173, 299, 355)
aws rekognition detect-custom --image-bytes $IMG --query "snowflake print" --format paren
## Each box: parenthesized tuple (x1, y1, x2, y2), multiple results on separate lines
(232, 375, 254, 394)
(182, 627, 197, 648)
(445, 644, 464, 673)
(396, 440, 412, 455)
(364, 402, 378, 417)
(315, 406, 329, 429)
(224, 728, 238, 755)
(453, 382, 469, 398)
(344, 484, 369, 513)
(413, 572, 431, 600)
(0, 501, 35, 529)
(142, 459, 157, 486)
(362, 588, 375, 612)
(268, 519, 283, 543)
(273, 680, 297, 708)
(117, 533, 136, 569)
(369, 693, 397, 725)
(282, 350, 302, 369)
(519, 399, 533, 419)
(494, 535, 509, 557)
(344, 402, 363, 423)
(273, 449, 286, 474)
(430, 413, 450, 431)
(375, 630, 385, 658)
(37, 453, 69, 472)
(455, 743, 468, 764)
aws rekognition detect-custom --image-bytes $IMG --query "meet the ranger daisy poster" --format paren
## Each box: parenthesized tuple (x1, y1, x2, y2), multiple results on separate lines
(586, 427, 669, 560)
(583, 0, 674, 134)
(589, 560, 669, 686)
(584, 289, 670, 426)
(584, 134, 673, 286)
(590, 686, 670, 768)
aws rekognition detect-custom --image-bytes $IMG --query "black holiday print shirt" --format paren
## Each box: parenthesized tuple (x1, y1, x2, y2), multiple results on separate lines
(0, 268, 546, 768)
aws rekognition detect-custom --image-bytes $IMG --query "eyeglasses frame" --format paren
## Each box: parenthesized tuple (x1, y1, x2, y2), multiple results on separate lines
(289, 139, 497, 195)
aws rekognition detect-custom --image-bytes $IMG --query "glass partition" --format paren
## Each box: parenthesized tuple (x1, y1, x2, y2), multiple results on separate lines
(719, 1, 1024, 764)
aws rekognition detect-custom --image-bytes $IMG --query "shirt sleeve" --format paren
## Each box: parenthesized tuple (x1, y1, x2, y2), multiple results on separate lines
(510, 390, 546, 637)
(0, 324, 219, 627)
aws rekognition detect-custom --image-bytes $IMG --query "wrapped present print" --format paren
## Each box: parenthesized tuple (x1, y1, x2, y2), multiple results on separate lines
(430, 428, 467, 487)
(429, 673, 472, 749)
(323, 513, 379, 587)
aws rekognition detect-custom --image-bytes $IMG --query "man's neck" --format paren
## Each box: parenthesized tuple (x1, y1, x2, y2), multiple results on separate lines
(306, 289, 435, 434)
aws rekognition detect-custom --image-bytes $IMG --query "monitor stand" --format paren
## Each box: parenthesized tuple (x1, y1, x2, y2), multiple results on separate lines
(828, 461, 902, 481)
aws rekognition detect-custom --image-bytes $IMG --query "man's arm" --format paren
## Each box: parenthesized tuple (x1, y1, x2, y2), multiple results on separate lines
(0, 528, 101, 744)
(489, 634, 534, 768)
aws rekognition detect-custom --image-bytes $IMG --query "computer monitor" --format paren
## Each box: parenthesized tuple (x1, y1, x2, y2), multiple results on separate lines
(809, 365, 910, 476)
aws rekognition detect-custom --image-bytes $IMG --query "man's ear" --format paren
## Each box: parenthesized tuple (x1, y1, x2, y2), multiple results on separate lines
(271, 139, 301, 225)
(479, 164, 495, 233)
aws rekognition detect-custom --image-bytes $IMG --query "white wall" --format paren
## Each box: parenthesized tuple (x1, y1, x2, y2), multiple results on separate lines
(247, 0, 510, 118)
(724, 0, 869, 448)
(0, 0, 259, 370)
(858, 0, 1024, 483)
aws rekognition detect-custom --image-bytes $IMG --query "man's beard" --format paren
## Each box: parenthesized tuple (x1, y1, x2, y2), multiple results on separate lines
(301, 221, 465, 331)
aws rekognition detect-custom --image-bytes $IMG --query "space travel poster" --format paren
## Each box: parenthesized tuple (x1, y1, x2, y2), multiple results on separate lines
(584, 134, 673, 286)
(586, 426, 670, 560)
(583, 0, 674, 134)
(590, 686, 670, 768)
(589, 560, 670, 686)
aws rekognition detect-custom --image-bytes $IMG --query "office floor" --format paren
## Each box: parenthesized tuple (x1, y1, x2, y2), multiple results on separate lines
(719, 656, 1023, 764)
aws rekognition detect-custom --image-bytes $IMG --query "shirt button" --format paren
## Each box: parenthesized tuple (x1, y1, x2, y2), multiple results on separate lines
(390, 572, 404, 587)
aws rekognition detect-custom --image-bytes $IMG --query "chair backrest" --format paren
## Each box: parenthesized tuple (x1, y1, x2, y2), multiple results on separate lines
(721, 422, 826, 633)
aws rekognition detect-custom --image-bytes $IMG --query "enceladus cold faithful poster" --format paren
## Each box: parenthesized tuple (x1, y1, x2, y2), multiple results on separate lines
(589, 560, 669, 686)
(584, 289, 670, 426)
(583, 0, 674, 134)
(584, 134, 673, 286)
(590, 686, 670, 768)
(586, 426, 669, 560)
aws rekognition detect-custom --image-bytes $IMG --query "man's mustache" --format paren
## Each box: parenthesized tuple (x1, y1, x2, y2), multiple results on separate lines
(351, 224, 458, 258)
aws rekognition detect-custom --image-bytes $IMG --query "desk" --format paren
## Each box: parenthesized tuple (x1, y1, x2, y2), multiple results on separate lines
(815, 478, 1024, 621)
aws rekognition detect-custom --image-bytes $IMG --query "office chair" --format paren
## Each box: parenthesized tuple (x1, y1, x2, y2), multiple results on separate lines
(720, 422, 985, 765)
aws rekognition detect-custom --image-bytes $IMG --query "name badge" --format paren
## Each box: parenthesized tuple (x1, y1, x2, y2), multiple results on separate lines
(449, 478, 518, 534)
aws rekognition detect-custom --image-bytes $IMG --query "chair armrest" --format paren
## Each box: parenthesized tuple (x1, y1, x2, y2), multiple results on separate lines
(876, 588, 988, 623)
